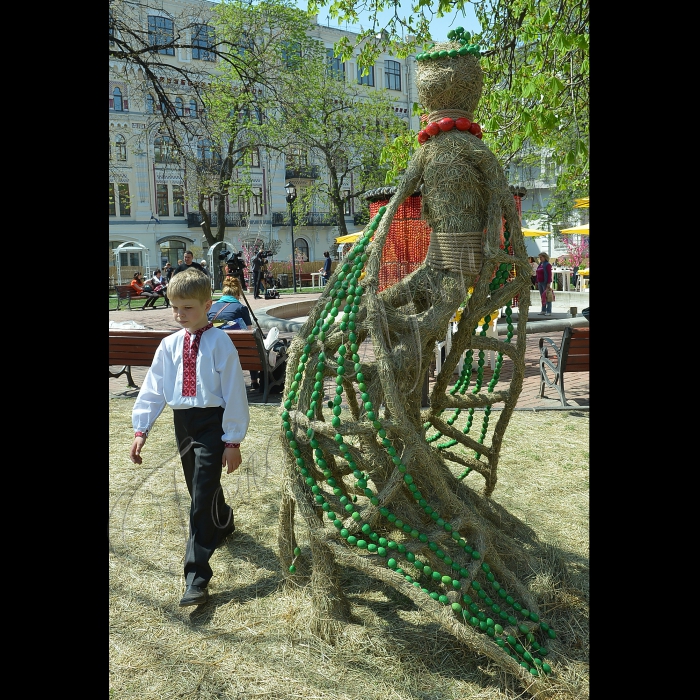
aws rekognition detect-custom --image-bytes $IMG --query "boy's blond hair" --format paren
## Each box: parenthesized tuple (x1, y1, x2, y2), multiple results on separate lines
(167, 269, 211, 302)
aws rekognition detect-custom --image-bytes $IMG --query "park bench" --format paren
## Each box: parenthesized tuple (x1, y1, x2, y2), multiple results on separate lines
(109, 327, 287, 403)
(538, 326, 590, 406)
(113, 284, 166, 311)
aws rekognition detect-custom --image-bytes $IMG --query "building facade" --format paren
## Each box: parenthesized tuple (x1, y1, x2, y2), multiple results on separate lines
(109, 0, 420, 285)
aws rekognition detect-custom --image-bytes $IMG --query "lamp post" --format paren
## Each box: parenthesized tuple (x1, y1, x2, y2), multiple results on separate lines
(285, 182, 298, 293)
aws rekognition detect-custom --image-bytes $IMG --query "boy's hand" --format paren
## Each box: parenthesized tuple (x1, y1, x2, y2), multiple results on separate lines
(130, 437, 146, 464)
(223, 446, 242, 474)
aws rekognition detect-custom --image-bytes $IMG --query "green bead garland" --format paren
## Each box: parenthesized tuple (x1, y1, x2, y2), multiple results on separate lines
(279, 212, 553, 675)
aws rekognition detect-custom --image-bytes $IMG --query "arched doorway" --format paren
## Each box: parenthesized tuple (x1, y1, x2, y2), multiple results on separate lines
(158, 236, 194, 268)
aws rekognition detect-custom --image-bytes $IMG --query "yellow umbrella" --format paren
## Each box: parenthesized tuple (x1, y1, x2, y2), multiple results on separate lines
(522, 228, 552, 237)
(335, 232, 362, 244)
(560, 223, 589, 235)
(573, 197, 589, 208)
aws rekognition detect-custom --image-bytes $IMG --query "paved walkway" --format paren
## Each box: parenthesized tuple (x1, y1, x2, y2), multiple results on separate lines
(110, 291, 588, 410)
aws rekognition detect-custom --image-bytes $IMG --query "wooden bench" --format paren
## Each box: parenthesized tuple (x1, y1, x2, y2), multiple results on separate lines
(109, 327, 287, 403)
(113, 284, 166, 311)
(539, 326, 590, 406)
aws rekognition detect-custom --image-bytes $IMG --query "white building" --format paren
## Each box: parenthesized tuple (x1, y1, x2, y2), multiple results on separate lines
(109, 0, 420, 284)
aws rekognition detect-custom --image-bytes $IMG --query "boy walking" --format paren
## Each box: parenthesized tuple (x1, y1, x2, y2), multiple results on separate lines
(129, 269, 250, 606)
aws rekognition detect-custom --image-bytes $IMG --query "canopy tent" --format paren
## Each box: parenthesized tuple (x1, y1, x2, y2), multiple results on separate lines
(522, 228, 552, 237)
(335, 232, 362, 245)
(560, 223, 589, 235)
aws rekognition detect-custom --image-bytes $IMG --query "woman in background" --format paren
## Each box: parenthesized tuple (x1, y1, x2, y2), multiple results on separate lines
(208, 277, 261, 391)
(536, 252, 553, 316)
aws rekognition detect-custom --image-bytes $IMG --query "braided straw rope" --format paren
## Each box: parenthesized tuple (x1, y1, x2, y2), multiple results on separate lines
(426, 231, 484, 273)
(427, 109, 472, 122)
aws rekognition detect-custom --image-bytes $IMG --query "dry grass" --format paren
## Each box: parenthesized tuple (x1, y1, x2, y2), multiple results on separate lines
(109, 398, 588, 699)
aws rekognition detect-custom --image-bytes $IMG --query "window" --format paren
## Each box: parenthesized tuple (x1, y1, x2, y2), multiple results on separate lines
(247, 148, 260, 167)
(237, 31, 252, 56)
(157, 184, 169, 217)
(385, 60, 401, 90)
(287, 148, 307, 169)
(173, 185, 185, 216)
(148, 16, 175, 55)
(357, 65, 375, 86)
(294, 238, 309, 263)
(146, 94, 154, 114)
(118, 183, 131, 216)
(113, 87, 123, 111)
(238, 195, 250, 215)
(120, 249, 142, 267)
(192, 24, 215, 61)
(252, 188, 263, 216)
(282, 41, 302, 69)
(154, 135, 177, 163)
(543, 155, 556, 181)
(188, 99, 198, 117)
(326, 49, 345, 80)
(343, 190, 351, 215)
(197, 139, 213, 161)
(115, 134, 127, 161)
(174, 97, 183, 116)
(109, 183, 117, 216)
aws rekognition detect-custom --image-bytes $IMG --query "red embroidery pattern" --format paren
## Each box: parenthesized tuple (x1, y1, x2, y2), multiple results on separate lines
(181, 324, 213, 397)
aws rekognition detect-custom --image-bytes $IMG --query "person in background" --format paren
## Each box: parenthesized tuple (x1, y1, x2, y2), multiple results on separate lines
(528, 256, 538, 290)
(208, 276, 261, 391)
(163, 262, 174, 283)
(319, 250, 332, 287)
(251, 251, 266, 299)
(129, 269, 250, 607)
(200, 260, 210, 276)
(536, 252, 553, 316)
(172, 251, 204, 277)
(150, 268, 169, 308)
(130, 271, 159, 309)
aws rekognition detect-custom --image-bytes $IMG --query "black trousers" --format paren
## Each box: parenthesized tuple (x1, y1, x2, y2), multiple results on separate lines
(253, 271, 264, 297)
(173, 406, 233, 588)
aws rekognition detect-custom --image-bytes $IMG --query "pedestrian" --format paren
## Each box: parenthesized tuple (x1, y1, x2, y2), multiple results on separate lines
(251, 251, 266, 299)
(171, 250, 205, 277)
(129, 268, 250, 607)
(163, 262, 174, 282)
(319, 250, 332, 286)
(536, 252, 553, 316)
(200, 259, 209, 276)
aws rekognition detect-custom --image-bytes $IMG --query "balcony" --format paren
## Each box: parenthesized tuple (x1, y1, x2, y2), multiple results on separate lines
(187, 212, 248, 228)
(285, 165, 320, 180)
(302, 212, 337, 226)
(271, 211, 339, 227)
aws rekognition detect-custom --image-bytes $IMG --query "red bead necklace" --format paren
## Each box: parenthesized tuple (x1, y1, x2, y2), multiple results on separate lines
(417, 116, 482, 144)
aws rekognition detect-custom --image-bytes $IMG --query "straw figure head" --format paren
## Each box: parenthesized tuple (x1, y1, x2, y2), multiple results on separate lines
(416, 42, 483, 119)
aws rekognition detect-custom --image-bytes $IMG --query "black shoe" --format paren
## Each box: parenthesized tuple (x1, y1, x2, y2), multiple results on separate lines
(179, 584, 208, 607)
(251, 381, 260, 391)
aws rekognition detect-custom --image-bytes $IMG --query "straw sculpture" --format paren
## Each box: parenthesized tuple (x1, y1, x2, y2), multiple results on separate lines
(277, 36, 565, 695)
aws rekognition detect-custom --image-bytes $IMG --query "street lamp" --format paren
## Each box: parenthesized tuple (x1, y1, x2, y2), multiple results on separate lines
(285, 181, 298, 293)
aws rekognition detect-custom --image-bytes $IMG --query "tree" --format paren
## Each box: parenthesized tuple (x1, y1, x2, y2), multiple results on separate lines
(184, 0, 314, 248)
(255, 36, 410, 236)
(307, 0, 589, 211)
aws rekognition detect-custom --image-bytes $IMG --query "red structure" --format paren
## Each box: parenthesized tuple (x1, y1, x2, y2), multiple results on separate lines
(365, 186, 526, 293)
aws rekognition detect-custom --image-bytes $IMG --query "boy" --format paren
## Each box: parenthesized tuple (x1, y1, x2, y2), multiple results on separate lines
(129, 269, 250, 606)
